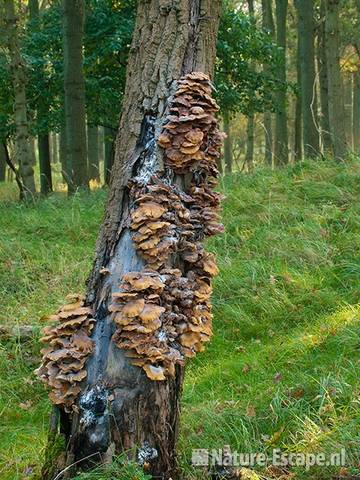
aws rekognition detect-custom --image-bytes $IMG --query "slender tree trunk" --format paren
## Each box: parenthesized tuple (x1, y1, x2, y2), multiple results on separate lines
(344, 74, 353, 149)
(317, 0, 332, 154)
(325, 0, 347, 159)
(294, 30, 302, 161)
(295, 0, 319, 158)
(51, 133, 58, 164)
(59, 123, 68, 183)
(87, 125, 100, 182)
(274, 0, 289, 166)
(63, 0, 88, 193)
(262, 0, 275, 166)
(223, 110, 232, 173)
(0, 142, 6, 182)
(41, 2, 221, 479)
(39, 134, 53, 195)
(245, 115, 254, 171)
(104, 127, 115, 185)
(30, 0, 53, 194)
(4, 0, 36, 199)
(353, 70, 360, 152)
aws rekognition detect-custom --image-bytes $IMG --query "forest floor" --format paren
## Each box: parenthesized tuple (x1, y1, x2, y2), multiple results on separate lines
(0, 158, 359, 480)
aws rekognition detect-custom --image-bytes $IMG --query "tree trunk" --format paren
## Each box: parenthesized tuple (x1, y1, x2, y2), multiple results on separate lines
(223, 110, 232, 173)
(295, 0, 319, 158)
(245, 114, 254, 171)
(262, 0, 275, 166)
(317, 0, 332, 155)
(39, 134, 53, 195)
(353, 70, 360, 152)
(325, 0, 347, 159)
(104, 127, 116, 185)
(294, 30, 302, 161)
(59, 123, 68, 183)
(87, 125, 100, 182)
(4, 0, 36, 199)
(63, 0, 88, 193)
(344, 74, 353, 149)
(274, 0, 289, 166)
(0, 142, 6, 182)
(41, 1, 221, 479)
(51, 133, 58, 164)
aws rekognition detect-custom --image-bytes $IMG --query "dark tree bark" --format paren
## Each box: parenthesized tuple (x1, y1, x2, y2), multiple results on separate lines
(29, 0, 53, 195)
(0, 142, 6, 182)
(39, 134, 53, 195)
(87, 125, 100, 182)
(63, 0, 88, 193)
(245, 115, 254, 171)
(294, 30, 302, 161)
(42, 1, 221, 479)
(295, 0, 319, 158)
(104, 127, 116, 185)
(317, 0, 332, 154)
(353, 70, 360, 152)
(51, 133, 58, 164)
(262, 0, 275, 166)
(274, 0, 289, 165)
(59, 123, 68, 183)
(325, 0, 347, 159)
(223, 110, 232, 173)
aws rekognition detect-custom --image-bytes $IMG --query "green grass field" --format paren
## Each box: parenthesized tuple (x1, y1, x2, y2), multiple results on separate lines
(0, 158, 359, 479)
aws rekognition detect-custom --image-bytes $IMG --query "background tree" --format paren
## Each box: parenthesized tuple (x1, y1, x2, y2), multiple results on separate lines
(325, 0, 348, 159)
(3, 0, 36, 199)
(262, 0, 275, 165)
(63, 0, 88, 192)
(274, 0, 289, 166)
(295, 0, 319, 158)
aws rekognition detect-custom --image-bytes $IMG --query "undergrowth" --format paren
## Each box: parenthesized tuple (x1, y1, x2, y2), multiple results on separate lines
(0, 158, 359, 479)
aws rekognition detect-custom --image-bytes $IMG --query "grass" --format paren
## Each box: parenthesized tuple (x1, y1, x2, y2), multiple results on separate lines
(0, 158, 359, 479)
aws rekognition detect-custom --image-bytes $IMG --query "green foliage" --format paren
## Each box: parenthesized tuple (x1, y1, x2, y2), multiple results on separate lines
(0, 159, 359, 479)
(84, 0, 135, 128)
(215, 2, 283, 115)
(72, 454, 151, 480)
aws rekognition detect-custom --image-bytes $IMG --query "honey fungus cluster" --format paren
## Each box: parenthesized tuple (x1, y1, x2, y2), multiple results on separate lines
(111, 72, 224, 380)
(36, 295, 95, 411)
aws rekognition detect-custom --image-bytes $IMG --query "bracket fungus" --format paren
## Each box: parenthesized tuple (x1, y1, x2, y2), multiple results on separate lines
(37, 72, 224, 410)
(111, 72, 224, 380)
(36, 294, 95, 411)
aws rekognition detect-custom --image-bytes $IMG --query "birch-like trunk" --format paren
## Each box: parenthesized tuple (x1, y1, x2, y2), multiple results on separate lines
(4, 0, 36, 199)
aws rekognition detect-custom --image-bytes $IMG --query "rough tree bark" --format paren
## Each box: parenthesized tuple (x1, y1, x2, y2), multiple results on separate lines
(274, 0, 289, 165)
(223, 110, 232, 173)
(262, 0, 275, 166)
(295, 0, 319, 158)
(0, 142, 6, 182)
(87, 125, 100, 182)
(317, 0, 332, 155)
(63, 0, 88, 193)
(104, 127, 116, 185)
(294, 29, 302, 161)
(325, 0, 347, 159)
(40, 1, 221, 479)
(245, 115, 254, 171)
(4, 0, 36, 199)
(245, 0, 255, 170)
